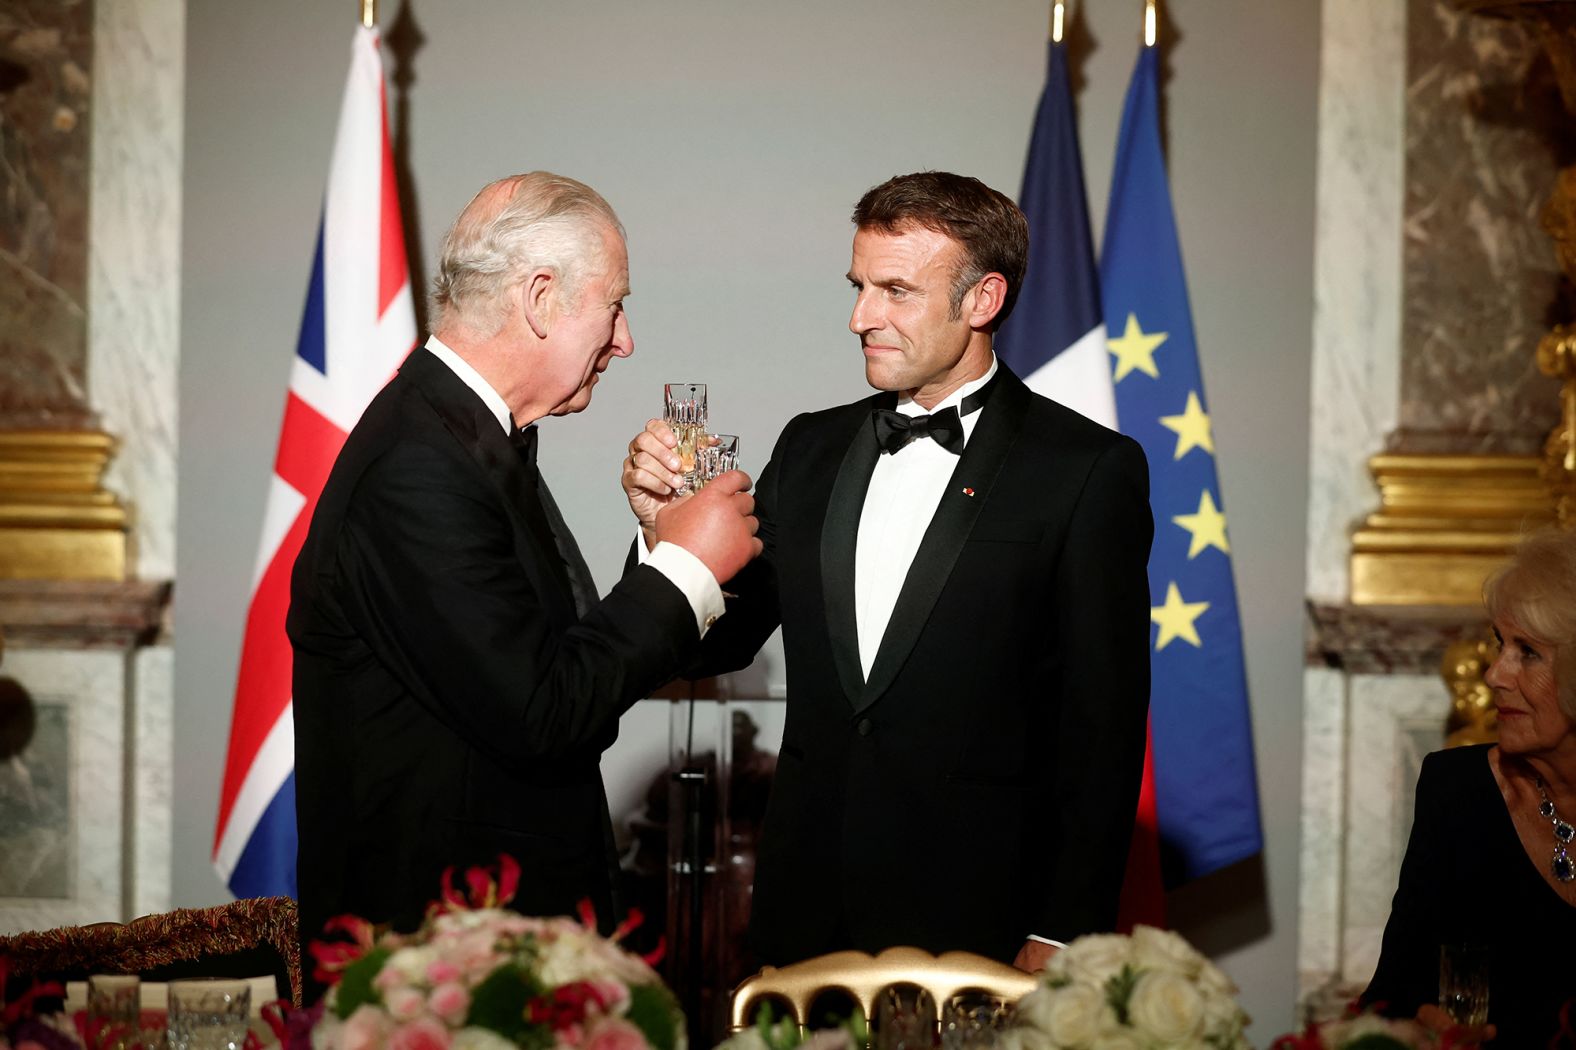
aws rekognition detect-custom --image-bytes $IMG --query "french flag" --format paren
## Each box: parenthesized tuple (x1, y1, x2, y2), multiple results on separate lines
(213, 24, 416, 898)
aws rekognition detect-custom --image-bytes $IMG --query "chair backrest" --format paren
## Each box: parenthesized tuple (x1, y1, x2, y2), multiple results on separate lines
(0, 897, 301, 1007)
(729, 947, 1038, 1031)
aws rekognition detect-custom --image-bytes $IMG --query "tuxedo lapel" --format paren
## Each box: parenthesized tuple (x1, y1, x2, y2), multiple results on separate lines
(821, 396, 889, 708)
(855, 369, 1029, 714)
(401, 348, 579, 632)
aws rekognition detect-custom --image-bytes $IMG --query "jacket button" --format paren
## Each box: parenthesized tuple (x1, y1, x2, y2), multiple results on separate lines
(856, 717, 874, 737)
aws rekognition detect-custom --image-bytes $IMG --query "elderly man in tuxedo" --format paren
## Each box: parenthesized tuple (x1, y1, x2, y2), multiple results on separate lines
(290, 172, 761, 975)
(622, 172, 1152, 972)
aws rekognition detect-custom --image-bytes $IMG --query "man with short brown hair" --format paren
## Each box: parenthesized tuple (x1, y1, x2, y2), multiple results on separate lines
(623, 171, 1151, 971)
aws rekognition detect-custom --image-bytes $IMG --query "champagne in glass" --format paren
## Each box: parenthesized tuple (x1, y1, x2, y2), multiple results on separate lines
(695, 434, 739, 490)
(663, 383, 708, 492)
(1438, 943, 1489, 1026)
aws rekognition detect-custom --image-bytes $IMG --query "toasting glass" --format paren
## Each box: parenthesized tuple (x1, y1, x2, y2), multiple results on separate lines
(1438, 942, 1489, 1026)
(696, 434, 739, 490)
(876, 984, 937, 1050)
(663, 383, 708, 492)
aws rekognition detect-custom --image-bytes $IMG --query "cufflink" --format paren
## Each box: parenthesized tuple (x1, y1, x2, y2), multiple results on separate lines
(704, 614, 719, 630)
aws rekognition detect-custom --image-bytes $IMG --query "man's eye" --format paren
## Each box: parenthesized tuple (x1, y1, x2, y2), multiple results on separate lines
(889, 287, 907, 300)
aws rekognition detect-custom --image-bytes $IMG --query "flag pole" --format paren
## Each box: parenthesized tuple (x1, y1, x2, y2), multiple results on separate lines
(1051, 0, 1065, 44)
(1144, 0, 1157, 47)
(361, 0, 376, 29)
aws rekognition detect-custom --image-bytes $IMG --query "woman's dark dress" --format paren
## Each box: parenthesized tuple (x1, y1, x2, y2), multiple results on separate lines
(1363, 745, 1576, 1045)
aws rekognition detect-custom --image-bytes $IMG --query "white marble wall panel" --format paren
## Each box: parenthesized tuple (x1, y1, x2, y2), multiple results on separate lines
(1341, 673, 1448, 983)
(0, 650, 127, 934)
(131, 645, 173, 917)
(1298, 667, 1347, 996)
(1306, 0, 1407, 601)
(88, 0, 185, 581)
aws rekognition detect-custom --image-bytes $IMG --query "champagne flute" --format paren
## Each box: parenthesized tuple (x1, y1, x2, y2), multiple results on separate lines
(663, 383, 708, 493)
(1438, 942, 1489, 1026)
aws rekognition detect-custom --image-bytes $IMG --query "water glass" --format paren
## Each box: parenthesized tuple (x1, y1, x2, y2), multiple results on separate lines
(941, 992, 1010, 1050)
(1438, 942, 1489, 1026)
(166, 978, 250, 1050)
(86, 971, 140, 1027)
(876, 984, 937, 1050)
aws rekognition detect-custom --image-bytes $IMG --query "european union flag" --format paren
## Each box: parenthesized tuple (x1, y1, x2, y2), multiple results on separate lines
(1101, 45, 1262, 882)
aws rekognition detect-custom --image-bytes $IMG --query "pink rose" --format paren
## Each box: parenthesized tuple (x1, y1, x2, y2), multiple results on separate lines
(386, 987, 427, 1023)
(589, 981, 629, 1014)
(582, 1018, 648, 1050)
(428, 982, 471, 1025)
(390, 1018, 451, 1050)
(342, 1005, 394, 1050)
(426, 960, 462, 985)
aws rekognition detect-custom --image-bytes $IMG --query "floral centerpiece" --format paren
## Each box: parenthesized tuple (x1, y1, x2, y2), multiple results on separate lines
(999, 925, 1249, 1050)
(306, 857, 684, 1050)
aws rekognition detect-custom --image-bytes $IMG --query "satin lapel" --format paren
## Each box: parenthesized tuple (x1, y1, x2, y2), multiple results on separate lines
(403, 349, 578, 632)
(856, 370, 1030, 714)
(821, 400, 888, 709)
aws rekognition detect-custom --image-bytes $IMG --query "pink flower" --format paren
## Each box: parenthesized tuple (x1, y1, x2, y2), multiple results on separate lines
(582, 1018, 648, 1050)
(589, 980, 629, 1014)
(428, 983, 470, 1025)
(390, 1019, 451, 1050)
(341, 1005, 393, 1050)
(385, 987, 427, 1023)
(426, 960, 461, 985)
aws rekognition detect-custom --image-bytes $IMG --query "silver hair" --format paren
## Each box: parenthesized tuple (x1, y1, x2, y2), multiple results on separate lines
(429, 171, 624, 336)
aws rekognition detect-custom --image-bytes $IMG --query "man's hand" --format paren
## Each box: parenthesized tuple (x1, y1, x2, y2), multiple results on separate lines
(654, 470, 762, 585)
(623, 419, 689, 550)
(1013, 940, 1058, 974)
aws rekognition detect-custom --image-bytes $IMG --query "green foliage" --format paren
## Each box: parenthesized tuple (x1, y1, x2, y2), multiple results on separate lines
(332, 947, 392, 1020)
(626, 983, 682, 1050)
(1342, 1037, 1413, 1050)
(465, 961, 545, 1045)
(744, 1001, 867, 1050)
(1104, 965, 1139, 1027)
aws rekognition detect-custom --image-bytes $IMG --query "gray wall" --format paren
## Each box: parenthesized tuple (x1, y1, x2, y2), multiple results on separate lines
(176, 0, 1316, 1039)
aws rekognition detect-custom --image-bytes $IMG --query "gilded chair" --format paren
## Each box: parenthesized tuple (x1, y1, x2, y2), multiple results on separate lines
(0, 896, 301, 1007)
(729, 947, 1038, 1032)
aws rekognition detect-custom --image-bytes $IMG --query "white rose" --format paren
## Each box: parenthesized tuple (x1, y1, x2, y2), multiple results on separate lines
(1129, 926, 1202, 978)
(450, 1028, 520, 1050)
(1038, 985, 1114, 1048)
(1125, 971, 1204, 1044)
(996, 1027, 1057, 1050)
(384, 945, 436, 985)
(1061, 934, 1133, 988)
(1089, 1032, 1143, 1050)
(712, 1030, 770, 1050)
(1194, 958, 1237, 998)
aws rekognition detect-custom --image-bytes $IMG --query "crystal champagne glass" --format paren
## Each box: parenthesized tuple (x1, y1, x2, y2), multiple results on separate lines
(663, 383, 708, 493)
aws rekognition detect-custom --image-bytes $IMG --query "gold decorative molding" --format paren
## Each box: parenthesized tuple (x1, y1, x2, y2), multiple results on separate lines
(0, 430, 127, 581)
(1442, 634, 1499, 747)
(1349, 453, 1553, 606)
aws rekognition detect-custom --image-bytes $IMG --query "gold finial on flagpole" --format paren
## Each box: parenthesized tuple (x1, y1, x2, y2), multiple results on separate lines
(1051, 0, 1066, 44)
(361, 0, 377, 29)
(1144, 0, 1157, 47)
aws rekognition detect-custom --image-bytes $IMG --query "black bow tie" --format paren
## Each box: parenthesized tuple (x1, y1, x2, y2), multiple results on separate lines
(511, 423, 539, 467)
(870, 383, 992, 456)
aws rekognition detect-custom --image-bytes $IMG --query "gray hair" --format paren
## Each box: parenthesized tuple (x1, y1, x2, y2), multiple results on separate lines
(429, 171, 625, 336)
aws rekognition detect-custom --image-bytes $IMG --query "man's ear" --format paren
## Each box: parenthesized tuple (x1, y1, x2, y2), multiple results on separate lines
(521, 269, 555, 340)
(966, 272, 1008, 330)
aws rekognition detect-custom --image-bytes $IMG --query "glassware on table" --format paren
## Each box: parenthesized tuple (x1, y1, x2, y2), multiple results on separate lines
(166, 978, 250, 1050)
(1438, 942, 1489, 1026)
(940, 991, 1011, 1050)
(875, 984, 938, 1050)
(663, 383, 708, 492)
(87, 971, 141, 1027)
(696, 433, 739, 490)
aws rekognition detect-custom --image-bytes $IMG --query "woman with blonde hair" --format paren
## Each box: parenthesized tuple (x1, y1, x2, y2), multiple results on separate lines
(1363, 528, 1576, 1042)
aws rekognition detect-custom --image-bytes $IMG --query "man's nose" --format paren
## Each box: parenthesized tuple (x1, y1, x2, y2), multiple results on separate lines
(613, 311, 634, 357)
(849, 291, 877, 334)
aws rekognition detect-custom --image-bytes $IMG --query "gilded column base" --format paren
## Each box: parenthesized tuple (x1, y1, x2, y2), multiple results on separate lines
(0, 430, 127, 581)
(1349, 453, 1552, 606)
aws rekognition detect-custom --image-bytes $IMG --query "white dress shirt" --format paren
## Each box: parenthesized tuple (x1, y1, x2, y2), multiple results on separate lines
(426, 337, 724, 637)
(855, 356, 997, 678)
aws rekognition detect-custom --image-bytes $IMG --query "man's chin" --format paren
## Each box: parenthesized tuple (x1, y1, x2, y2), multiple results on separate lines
(863, 361, 905, 392)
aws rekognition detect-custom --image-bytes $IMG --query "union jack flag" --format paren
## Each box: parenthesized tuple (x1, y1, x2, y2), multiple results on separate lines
(212, 24, 417, 897)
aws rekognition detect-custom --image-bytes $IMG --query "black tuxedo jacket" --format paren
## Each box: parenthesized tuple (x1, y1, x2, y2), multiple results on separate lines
(289, 347, 698, 962)
(696, 365, 1152, 964)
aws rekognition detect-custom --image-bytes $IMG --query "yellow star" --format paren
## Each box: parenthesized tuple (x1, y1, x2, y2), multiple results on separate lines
(1107, 313, 1167, 382)
(1173, 489, 1230, 559)
(1159, 390, 1213, 460)
(1151, 581, 1209, 651)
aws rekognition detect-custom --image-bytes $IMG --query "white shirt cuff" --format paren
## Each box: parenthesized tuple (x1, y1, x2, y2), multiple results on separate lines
(645, 540, 725, 638)
(1026, 935, 1067, 949)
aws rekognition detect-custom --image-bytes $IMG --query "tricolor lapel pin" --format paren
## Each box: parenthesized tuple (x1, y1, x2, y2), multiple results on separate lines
(962, 487, 975, 497)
